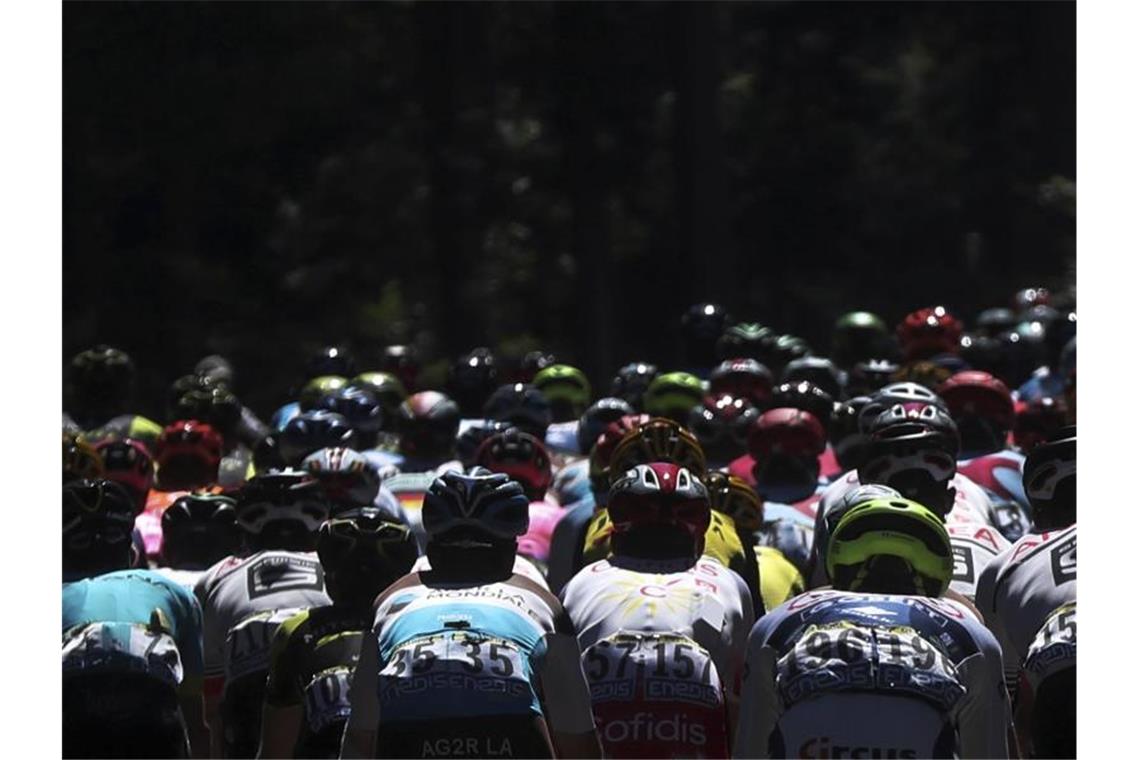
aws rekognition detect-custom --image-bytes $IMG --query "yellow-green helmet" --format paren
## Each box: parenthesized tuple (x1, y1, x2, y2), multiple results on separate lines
(299, 375, 348, 411)
(643, 371, 706, 424)
(533, 364, 592, 421)
(826, 496, 952, 597)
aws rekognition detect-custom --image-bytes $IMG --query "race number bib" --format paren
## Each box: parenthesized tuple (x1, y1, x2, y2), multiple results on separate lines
(62, 621, 184, 689)
(582, 632, 728, 759)
(303, 666, 353, 732)
(378, 632, 537, 719)
(776, 621, 965, 711)
(1024, 602, 1076, 686)
(224, 607, 307, 682)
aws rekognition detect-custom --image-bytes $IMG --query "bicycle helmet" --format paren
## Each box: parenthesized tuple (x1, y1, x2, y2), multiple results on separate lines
(482, 383, 553, 439)
(958, 333, 1001, 375)
(688, 394, 759, 467)
(846, 359, 900, 397)
(830, 397, 872, 471)
(379, 344, 420, 390)
(350, 372, 409, 419)
(160, 493, 239, 569)
(975, 307, 1018, 337)
(748, 407, 827, 461)
(609, 417, 708, 481)
(577, 397, 636, 456)
(767, 335, 814, 373)
(610, 362, 659, 410)
(421, 467, 530, 542)
(643, 371, 705, 423)
(897, 306, 963, 362)
(174, 386, 242, 442)
(991, 328, 1047, 389)
(474, 429, 553, 501)
(681, 303, 732, 367)
(533, 364, 592, 422)
(447, 347, 499, 418)
(94, 438, 154, 509)
(827, 496, 953, 597)
(860, 382, 948, 433)
(195, 354, 236, 388)
(709, 358, 774, 408)
(396, 391, 461, 461)
(63, 479, 139, 558)
(298, 375, 349, 412)
(1023, 427, 1076, 521)
(936, 371, 1014, 452)
(301, 447, 381, 510)
(318, 386, 384, 442)
(782, 357, 843, 400)
(68, 345, 135, 415)
(859, 404, 960, 500)
(280, 410, 357, 466)
(455, 420, 512, 468)
(823, 483, 903, 535)
(155, 421, 223, 491)
(234, 469, 329, 547)
(1013, 396, 1068, 454)
(1013, 287, 1052, 311)
(588, 414, 652, 501)
(831, 311, 889, 368)
(608, 462, 711, 556)
(167, 373, 217, 419)
(317, 506, 417, 606)
(305, 345, 356, 380)
(704, 471, 763, 533)
(715, 322, 774, 362)
(510, 350, 557, 385)
(64, 433, 104, 483)
(770, 381, 834, 432)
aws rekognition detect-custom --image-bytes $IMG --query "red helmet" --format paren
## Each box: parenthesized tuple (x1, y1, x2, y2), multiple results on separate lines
(475, 429, 554, 501)
(607, 462, 710, 550)
(708, 358, 773, 408)
(897, 306, 964, 362)
(94, 438, 155, 507)
(156, 420, 223, 490)
(936, 371, 1014, 431)
(588, 413, 651, 499)
(748, 407, 827, 461)
(1012, 396, 1068, 453)
(688, 394, 760, 465)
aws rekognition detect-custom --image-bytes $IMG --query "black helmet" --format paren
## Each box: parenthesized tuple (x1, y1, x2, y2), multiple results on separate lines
(782, 357, 844, 400)
(68, 345, 135, 416)
(318, 386, 385, 437)
(831, 311, 890, 368)
(577, 397, 636, 456)
(279, 410, 357, 466)
(830, 396, 872, 472)
(846, 359, 900, 397)
(715, 323, 774, 362)
(63, 479, 139, 571)
(448, 347, 500, 418)
(610, 362, 659, 411)
(234, 469, 328, 551)
(167, 373, 217, 418)
(765, 335, 814, 375)
(194, 354, 236, 388)
(305, 345, 357, 380)
(859, 404, 961, 503)
(483, 384, 553, 440)
(380, 344, 420, 390)
(174, 386, 243, 442)
(975, 307, 1018, 337)
(161, 493, 239, 569)
(317, 507, 417, 607)
(1023, 426, 1076, 526)
(771, 381, 834, 433)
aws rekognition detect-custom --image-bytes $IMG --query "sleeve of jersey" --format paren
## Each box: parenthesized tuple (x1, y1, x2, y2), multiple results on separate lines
(264, 610, 308, 707)
(726, 572, 757, 697)
(534, 606, 597, 735)
(193, 571, 226, 685)
(341, 626, 381, 759)
(973, 555, 1021, 700)
(807, 489, 835, 589)
(732, 625, 781, 759)
(953, 625, 1011, 759)
(174, 583, 206, 682)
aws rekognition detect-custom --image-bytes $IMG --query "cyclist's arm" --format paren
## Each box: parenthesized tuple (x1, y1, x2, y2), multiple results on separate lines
(724, 573, 756, 739)
(175, 586, 209, 758)
(257, 704, 303, 760)
(535, 627, 600, 759)
(732, 627, 780, 759)
(340, 628, 380, 759)
(954, 630, 1012, 759)
(258, 613, 307, 759)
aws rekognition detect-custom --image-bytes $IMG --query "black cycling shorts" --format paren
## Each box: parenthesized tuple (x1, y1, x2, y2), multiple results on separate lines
(376, 714, 555, 759)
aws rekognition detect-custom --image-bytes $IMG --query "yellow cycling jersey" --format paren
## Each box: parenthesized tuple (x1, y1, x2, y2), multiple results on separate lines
(754, 545, 806, 612)
(581, 509, 763, 612)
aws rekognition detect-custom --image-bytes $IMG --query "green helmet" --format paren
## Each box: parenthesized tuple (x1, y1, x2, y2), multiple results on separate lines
(715, 322, 774, 361)
(832, 311, 889, 367)
(643, 372, 706, 424)
(299, 375, 348, 411)
(533, 364, 592, 422)
(826, 496, 952, 597)
(351, 372, 409, 414)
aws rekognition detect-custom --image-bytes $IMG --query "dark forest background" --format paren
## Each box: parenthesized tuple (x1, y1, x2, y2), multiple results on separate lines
(63, 1, 1076, 421)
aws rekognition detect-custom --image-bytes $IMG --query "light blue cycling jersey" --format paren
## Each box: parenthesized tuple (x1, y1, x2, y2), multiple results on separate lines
(63, 568, 205, 680)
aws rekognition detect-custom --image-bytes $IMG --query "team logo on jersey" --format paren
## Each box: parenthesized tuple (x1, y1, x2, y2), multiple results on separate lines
(952, 546, 975, 584)
(247, 555, 324, 598)
(798, 737, 918, 758)
(1050, 535, 1076, 585)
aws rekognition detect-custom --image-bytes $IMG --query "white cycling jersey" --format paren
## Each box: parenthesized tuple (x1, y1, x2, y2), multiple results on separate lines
(946, 522, 1010, 603)
(410, 553, 550, 591)
(561, 554, 754, 758)
(734, 589, 1009, 759)
(974, 523, 1076, 695)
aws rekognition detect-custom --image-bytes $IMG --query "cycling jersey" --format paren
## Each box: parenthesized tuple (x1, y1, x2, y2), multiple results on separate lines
(550, 458, 593, 510)
(754, 546, 806, 612)
(957, 449, 1031, 541)
(545, 501, 597, 596)
(807, 469, 1004, 588)
(756, 501, 817, 577)
(974, 523, 1076, 700)
(561, 554, 754, 758)
(544, 420, 580, 456)
(581, 508, 763, 615)
(734, 589, 1009, 759)
(63, 568, 205, 689)
(152, 566, 207, 594)
(264, 604, 374, 758)
(195, 550, 332, 756)
(346, 570, 596, 758)
(411, 554, 551, 592)
(83, 413, 165, 452)
(517, 499, 566, 568)
(946, 522, 1010, 602)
